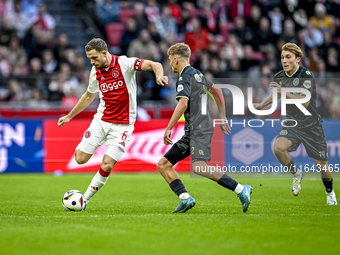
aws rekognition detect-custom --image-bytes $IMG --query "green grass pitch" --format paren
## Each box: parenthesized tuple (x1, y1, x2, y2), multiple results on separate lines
(0, 173, 339, 255)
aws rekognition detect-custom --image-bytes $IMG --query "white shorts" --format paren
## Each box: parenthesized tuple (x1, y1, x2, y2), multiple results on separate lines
(77, 118, 134, 161)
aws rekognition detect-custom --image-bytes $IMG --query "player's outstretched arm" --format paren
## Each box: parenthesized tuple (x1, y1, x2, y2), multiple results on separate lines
(58, 91, 97, 127)
(213, 88, 231, 135)
(140, 60, 168, 86)
(163, 97, 188, 145)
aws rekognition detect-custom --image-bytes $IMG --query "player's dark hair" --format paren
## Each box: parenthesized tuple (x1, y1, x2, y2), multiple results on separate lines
(282, 42, 302, 58)
(168, 43, 191, 61)
(85, 38, 108, 52)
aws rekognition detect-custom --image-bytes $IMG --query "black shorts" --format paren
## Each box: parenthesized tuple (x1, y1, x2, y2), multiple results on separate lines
(277, 125, 328, 161)
(164, 133, 212, 165)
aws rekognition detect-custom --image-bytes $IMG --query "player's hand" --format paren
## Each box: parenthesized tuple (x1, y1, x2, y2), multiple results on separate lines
(219, 118, 231, 135)
(253, 103, 263, 110)
(269, 82, 281, 94)
(58, 115, 71, 127)
(163, 128, 173, 145)
(156, 75, 168, 86)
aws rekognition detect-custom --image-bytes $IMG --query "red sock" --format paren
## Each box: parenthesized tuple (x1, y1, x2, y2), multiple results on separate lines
(99, 167, 111, 177)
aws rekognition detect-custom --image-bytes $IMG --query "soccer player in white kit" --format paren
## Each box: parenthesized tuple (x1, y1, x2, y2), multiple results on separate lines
(58, 38, 168, 209)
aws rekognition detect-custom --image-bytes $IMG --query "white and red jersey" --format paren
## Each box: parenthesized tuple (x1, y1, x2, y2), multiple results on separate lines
(87, 55, 145, 124)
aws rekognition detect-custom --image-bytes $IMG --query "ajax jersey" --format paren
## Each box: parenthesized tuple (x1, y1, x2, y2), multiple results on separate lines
(87, 55, 144, 124)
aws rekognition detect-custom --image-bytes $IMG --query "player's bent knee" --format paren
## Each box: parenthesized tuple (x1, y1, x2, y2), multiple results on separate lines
(273, 144, 286, 156)
(75, 150, 92, 165)
(157, 157, 172, 173)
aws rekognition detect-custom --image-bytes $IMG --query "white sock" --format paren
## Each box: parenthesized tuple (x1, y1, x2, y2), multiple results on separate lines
(234, 184, 244, 194)
(179, 192, 190, 199)
(84, 170, 110, 202)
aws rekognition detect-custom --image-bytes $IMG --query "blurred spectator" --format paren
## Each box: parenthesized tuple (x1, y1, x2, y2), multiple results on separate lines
(246, 5, 261, 32)
(199, 1, 224, 35)
(53, 33, 74, 63)
(292, 8, 308, 31)
(27, 87, 49, 109)
(31, 3, 56, 44)
(21, 0, 42, 17)
(127, 29, 158, 59)
(240, 45, 260, 71)
(207, 57, 225, 78)
(41, 48, 58, 74)
(0, 16, 17, 46)
(232, 16, 255, 46)
(7, 36, 27, 75)
(279, 19, 297, 44)
(61, 87, 78, 109)
(74, 52, 86, 78)
(23, 22, 48, 58)
(95, 0, 120, 26)
(0, 45, 11, 76)
(310, 3, 335, 33)
(4, 79, 24, 103)
(229, 0, 251, 22)
(155, 5, 177, 39)
(302, 21, 324, 48)
(167, 0, 182, 25)
(184, 17, 209, 53)
(193, 50, 210, 73)
(297, 0, 315, 18)
(144, 0, 160, 23)
(325, 47, 339, 72)
(254, 16, 276, 52)
(0, 0, 13, 20)
(280, 0, 298, 18)
(120, 18, 139, 55)
(133, 1, 148, 30)
(307, 47, 322, 73)
(7, 0, 33, 39)
(223, 33, 244, 60)
(147, 22, 161, 43)
(268, 7, 284, 36)
(319, 30, 340, 61)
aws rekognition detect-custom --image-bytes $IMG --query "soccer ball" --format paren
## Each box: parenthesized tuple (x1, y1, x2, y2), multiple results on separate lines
(62, 190, 86, 211)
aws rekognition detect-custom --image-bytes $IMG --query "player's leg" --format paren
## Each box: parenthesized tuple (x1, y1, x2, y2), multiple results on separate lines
(157, 139, 195, 213)
(315, 160, 337, 205)
(83, 122, 132, 209)
(83, 153, 119, 205)
(274, 135, 303, 195)
(192, 160, 252, 213)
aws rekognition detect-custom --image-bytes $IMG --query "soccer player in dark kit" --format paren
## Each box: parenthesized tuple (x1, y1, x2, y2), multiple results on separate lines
(157, 43, 253, 213)
(253, 42, 337, 205)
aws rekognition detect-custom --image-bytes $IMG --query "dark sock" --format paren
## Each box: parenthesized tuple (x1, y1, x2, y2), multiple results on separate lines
(169, 179, 188, 196)
(217, 174, 238, 191)
(286, 159, 297, 175)
(323, 178, 333, 193)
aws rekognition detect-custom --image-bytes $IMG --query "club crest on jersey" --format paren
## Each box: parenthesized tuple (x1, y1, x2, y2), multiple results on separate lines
(303, 80, 311, 89)
(85, 130, 91, 138)
(194, 73, 203, 82)
(279, 130, 288, 135)
(112, 70, 120, 78)
(293, 78, 299, 86)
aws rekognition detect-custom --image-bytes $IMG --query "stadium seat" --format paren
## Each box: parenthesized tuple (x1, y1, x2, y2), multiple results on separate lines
(105, 22, 125, 47)
(118, 8, 136, 23)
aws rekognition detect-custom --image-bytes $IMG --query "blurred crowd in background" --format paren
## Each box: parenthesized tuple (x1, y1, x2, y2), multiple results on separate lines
(0, 0, 340, 119)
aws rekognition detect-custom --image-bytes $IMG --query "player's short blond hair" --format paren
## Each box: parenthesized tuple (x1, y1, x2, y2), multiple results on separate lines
(167, 43, 191, 61)
(282, 42, 302, 58)
(85, 38, 108, 52)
